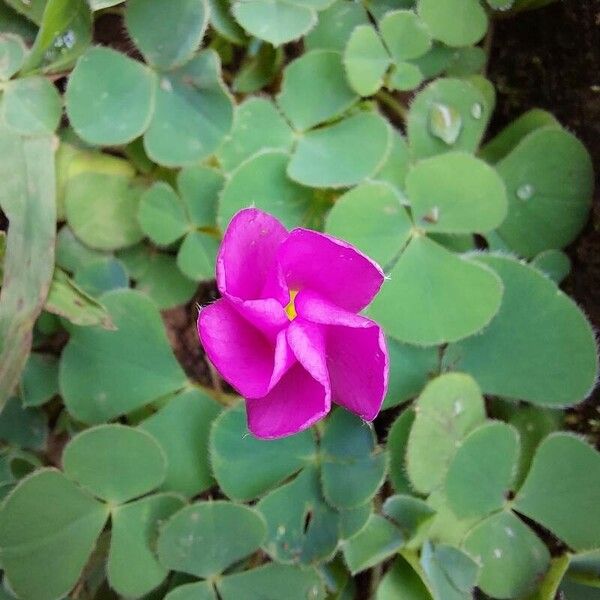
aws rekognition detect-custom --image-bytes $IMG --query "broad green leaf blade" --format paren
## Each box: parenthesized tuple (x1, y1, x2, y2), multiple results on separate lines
(339, 502, 372, 540)
(277, 49, 357, 130)
(342, 514, 403, 574)
(383, 495, 435, 541)
(218, 150, 315, 229)
(377, 556, 432, 600)
(66, 47, 156, 145)
(144, 50, 234, 167)
(515, 433, 600, 551)
(380, 10, 431, 62)
(217, 564, 325, 600)
(63, 424, 167, 503)
(65, 172, 144, 251)
(445, 421, 520, 518)
(0, 396, 47, 450)
(257, 466, 340, 565)
(233, 43, 282, 93)
(321, 409, 387, 509)
(176, 231, 219, 281)
(367, 236, 503, 346)
(73, 257, 129, 297)
(287, 112, 391, 188)
(60, 289, 188, 423)
(406, 152, 508, 234)
(443, 255, 598, 407)
(495, 126, 594, 257)
(530, 249, 571, 284)
(0, 469, 109, 600)
(107, 493, 185, 598)
(208, 0, 247, 44)
(178, 165, 224, 228)
(0, 128, 55, 411)
(157, 501, 267, 578)
(305, 1, 368, 51)
(463, 511, 550, 599)
(217, 97, 293, 172)
(165, 581, 217, 600)
(387, 408, 416, 494)
(125, 0, 208, 69)
(408, 78, 492, 159)
(138, 182, 189, 246)
(232, 0, 316, 46)
(325, 181, 412, 267)
(20, 353, 59, 407)
(372, 131, 410, 193)
(0, 33, 27, 80)
(343, 25, 390, 96)
(2, 77, 61, 135)
(387, 61, 424, 91)
(210, 403, 315, 502)
(417, 0, 487, 47)
(140, 389, 221, 497)
(406, 373, 486, 494)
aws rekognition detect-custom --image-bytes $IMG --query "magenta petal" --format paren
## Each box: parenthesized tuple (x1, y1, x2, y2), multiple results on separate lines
(228, 297, 288, 340)
(217, 208, 289, 305)
(326, 322, 388, 421)
(277, 229, 385, 312)
(295, 289, 373, 328)
(286, 318, 329, 387)
(198, 299, 292, 399)
(246, 363, 331, 439)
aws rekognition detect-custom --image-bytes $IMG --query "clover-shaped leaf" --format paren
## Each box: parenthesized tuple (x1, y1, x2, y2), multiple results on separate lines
(373, 130, 410, 192)
(305, 1, 369, 51)
(0, 33, 27, 80)
(531, 249, 571, 284)
(20, 353, 59, 408)
(380, 10, 432, 62)
(73, 257, 129, 297)
(377, 556, 432, 600)
(387, 408, 416, 494)
(138, 182, 189, 246)
(443, 255, 598, 406)
(417, 0, 487, 47)
(176, 232, 220, 281)
(0, 396, 47, 451)
(406, 373, 486, 494)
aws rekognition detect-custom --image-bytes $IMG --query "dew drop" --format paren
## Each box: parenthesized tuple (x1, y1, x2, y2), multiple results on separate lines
(471, 102, 483, 119)
(516, 183, 535, 201)
(429, 103, 462, 145)
(493, 548, 503, 558)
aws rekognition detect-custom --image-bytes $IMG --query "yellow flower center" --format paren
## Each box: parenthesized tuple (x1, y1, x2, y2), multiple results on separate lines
(285, 289, 299, 320)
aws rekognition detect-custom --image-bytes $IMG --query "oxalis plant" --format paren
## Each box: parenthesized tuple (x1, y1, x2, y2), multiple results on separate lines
(0, 0, 597, 598)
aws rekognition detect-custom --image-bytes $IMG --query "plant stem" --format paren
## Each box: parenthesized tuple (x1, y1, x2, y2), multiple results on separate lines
(375, 90, 409, 122)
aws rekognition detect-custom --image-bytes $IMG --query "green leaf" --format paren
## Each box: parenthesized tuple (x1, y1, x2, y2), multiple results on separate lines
(55, 226, 109, 273)
(2, 77, 61, 135)
(0, 469, 109, 600)
(321, 409, 387, 509)
(367, 236, 503, 346)
(165, 581, 217, 600)
(420, 542, 478, 600)
(178, 165, 224, 228)
(417, 0, 487, 47)
(383, 340, 437, 410)
(157, 501, 267, 578)
(524, 555, 570, 600)
(463, 510, 550, 599)
(217, 97, 293, 172)
(445, 46, 486, 77)
(387, 61, 424, 91)
(2, 0, 47, 27)
(425, 489, 481, 547)
(176, 231, 219, 281)
(138, 182, 189, 246)
(66, 47, 156, 145)
(380, 10, 431, 62)
(325, 181, 410, 267)
(372, 131, 410, 193)
(210, 403, 315, 502)
(73, 257, 129, 297)
(208, 0, 247, 44)
(258, 466, 339, 565)
(232, 0, 316, 46)
(445, 421, 519, 518)
(144, 50, 233, 167)
(515, 433, 600, 551)
(408, 78, 492, 159)
(218, 150, 315, 229)
(65, 172, 145, 251)
(443, 255, 598, 407)
(233, 42, 282, 93)
(339, 502, 372, 540)
(383, 495, 435, 541)
(63, 424, 167, 503)
(343, 25, 390, 96)
(305, 1, 368, 51)
(140, 389, 220, 497)
(342, 514, 403, 574)
(406, 152, 508, 234)
(0, 396, 47, 450)
(495, 127, 594, 257)
(0, 127, 55, 411)
(107, 493, 185, 598)
(125, 0, 208, 69)
(277, 50, 357, 130)
(531, 249, 571, 284)
(288, 112, 391, 188)
(60, 289, 188, 423)
(0, 33, 27, 79)
(406, 373, 486, 494)
(20, 352, 59, 407)
(387, 408, 416, 494)
(217, 564, 325, 600)
(377, 556, 432, 600)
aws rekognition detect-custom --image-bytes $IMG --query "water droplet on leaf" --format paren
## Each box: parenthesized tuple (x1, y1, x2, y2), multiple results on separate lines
(471, 102, 483, 119)
(429, 103, 462, 145)
(516, 184, 535, 201)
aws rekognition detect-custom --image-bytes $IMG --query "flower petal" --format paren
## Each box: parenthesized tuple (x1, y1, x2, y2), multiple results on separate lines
(325, 322, 388, 421)
(198, 299, 293, 398)
(295, 289, 372, 328)
(217, 208, 289, 305)
(277, 229, 385, 313)
(286, 318, 329, 387)
(246, 363, 331, 439)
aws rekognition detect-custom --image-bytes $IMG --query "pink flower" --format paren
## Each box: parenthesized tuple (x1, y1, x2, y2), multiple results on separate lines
(197, 208, 389, 439)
